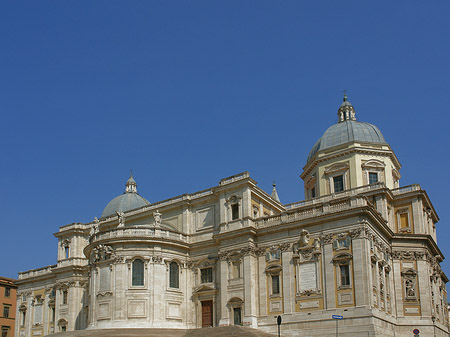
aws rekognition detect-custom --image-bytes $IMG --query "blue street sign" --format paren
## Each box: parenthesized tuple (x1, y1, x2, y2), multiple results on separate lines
(332, 315, 343, 320)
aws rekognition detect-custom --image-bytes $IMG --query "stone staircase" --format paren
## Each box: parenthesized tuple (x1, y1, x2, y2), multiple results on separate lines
(49, 326, 278, 337)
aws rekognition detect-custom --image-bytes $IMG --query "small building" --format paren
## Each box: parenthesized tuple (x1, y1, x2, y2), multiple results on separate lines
(1, 276, 17, 337)
(15, 96, 449, 336)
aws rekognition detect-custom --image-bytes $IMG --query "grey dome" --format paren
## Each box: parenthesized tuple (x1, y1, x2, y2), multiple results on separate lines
(101, 193, 150, 217)
(101, 173, 150, 217)
(307, 120, 387, 162)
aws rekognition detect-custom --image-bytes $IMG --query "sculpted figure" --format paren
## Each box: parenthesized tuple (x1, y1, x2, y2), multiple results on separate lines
(405, 279, 416, 297)
(116, 211, 125, 226)
(153, 210, 162, 226)
(299, 229, 311, 246)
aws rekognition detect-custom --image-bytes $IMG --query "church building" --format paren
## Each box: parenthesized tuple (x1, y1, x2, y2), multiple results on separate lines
(15, 96, 449, 336)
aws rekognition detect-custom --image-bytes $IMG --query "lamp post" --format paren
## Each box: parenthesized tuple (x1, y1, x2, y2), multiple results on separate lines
(277, 315, 282, 337)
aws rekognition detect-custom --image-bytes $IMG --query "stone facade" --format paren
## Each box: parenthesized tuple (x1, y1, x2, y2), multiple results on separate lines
(15, 97, 449, 336)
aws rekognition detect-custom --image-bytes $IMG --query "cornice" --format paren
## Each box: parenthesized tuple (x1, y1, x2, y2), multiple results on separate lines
(301, 145, 401, 179)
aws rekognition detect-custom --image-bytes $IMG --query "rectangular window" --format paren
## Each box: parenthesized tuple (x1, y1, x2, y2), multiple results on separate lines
(169, 262, 179, 289)
(231, 204, 239, 220)
(201, 267, 213, 283)
(400, 212, 409, 228)
(311, 187, 316, 198)
(333, 175, 344, 193)
(232, 261, 241, 279)
(62, 290, 68, 305)
(65, 246, 70, 259)
(4, 287, 10, 297)
(1, 327, 9, 337)
(333, 237, 351, 249)
(340, 265, 350, 286)
(369, 172, 378, 184)
(3, 306, 10, 318)
(272, 275, 280, 295)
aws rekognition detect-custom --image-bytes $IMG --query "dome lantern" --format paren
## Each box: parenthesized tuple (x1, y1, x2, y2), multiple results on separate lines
(125, 170, 137, 193)
(337, 93, 356, 123)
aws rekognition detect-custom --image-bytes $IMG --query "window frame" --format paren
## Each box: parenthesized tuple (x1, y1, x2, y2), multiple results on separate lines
(62, 290, 68, 305)
(1, 327, 9, 337)
(4, 287, 10, 297)
(325, 163, 349, 194)
(131, 258, 145, 287)
(396, 208, 412, 233)
(271, 274, 281, 295)
(231, 203, 239, 220)
(200, 267, 213, 284)
(333, 175, 344, 193)
(332, 253, 353, 290)
(339, 264, 351, 287)
(169, 261, 180, 289)
(3, 305, 10, 318)
(368, 172, 378, 184)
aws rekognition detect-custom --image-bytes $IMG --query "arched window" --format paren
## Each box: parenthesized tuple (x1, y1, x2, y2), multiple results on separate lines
(169, 262, 179, 289)
(132, 259, 144, 286)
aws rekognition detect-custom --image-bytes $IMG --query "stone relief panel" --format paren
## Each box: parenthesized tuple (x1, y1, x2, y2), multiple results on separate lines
(195, 206, 215, 230)
(167, 302, 182, 319)
(97, 301, 111, 320)
(127, 300, 147, 318)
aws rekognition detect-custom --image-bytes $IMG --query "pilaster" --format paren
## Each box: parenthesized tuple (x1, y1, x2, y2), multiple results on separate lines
(218, 259, 229, 326)
(323, 243, 336, 308)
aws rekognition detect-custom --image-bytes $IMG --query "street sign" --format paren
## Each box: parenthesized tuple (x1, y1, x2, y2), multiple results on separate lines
(413, 329, 419, 334)
(332, 315, 343, 320)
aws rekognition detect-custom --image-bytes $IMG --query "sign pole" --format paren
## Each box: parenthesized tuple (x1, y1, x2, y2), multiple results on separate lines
(332, 315, 342, 336)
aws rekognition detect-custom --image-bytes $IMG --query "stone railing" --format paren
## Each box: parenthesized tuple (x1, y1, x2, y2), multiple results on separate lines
(18, 265, 57, 280)
(92, 227, 187, 243)
(257, 196, 368, 229)
(391, 184, 421, 195)
(285, 183, 386, 210)
(56, 258, 89, 269)
(219, 171, 249, 186)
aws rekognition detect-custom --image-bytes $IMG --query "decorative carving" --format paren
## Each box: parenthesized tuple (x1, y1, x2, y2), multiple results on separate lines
(113, 255, 124, 264)
(255, 246, 267, 256)
(240, 246, 256, 256)
(392, 250, 426, 261)
(313, 238, 320, 250)
(116, 211, 125, 227)
(92, 245, 114, 262)
(152, 255, 162, 263)
(60, 238, 71, 247)
(280, 242, 291, 252)
(97, 291, 113, 298)
(218, 251, 230, 261)
(299, 248, 314, 260)
(320, 234, 333, 244)
(349, 228, 363, 239)
(299, 289, 321, 296)
(55, 281, 76, 289)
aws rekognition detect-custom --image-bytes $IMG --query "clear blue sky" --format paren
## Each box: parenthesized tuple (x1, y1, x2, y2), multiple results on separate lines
(1, 1, 450, 279)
